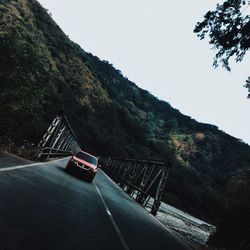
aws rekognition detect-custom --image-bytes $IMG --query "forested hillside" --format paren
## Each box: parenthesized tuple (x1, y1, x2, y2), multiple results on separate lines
(1, 0, 250, 224)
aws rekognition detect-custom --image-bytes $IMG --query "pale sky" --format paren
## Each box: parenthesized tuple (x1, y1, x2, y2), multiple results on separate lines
(38, 0, 250, 144)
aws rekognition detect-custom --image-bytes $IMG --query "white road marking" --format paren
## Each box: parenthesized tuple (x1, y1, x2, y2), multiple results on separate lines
(100, 170, 136, 202)
(94, 182, 130, 250)
(0, 157, 69, 172)
(99, 170, 182, 238)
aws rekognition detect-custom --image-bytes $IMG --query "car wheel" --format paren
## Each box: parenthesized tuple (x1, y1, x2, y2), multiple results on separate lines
(65, 163, 71, 173)
(88, 174, 95, 183)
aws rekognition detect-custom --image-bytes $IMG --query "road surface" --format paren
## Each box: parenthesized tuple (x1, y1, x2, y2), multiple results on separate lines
(0, 158, 191, 250)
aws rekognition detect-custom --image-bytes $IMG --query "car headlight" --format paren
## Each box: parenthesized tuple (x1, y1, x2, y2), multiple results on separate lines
(72, 157, 78, 164)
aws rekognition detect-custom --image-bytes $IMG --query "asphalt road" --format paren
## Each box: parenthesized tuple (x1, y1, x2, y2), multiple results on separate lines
(0, 158, 191, 250)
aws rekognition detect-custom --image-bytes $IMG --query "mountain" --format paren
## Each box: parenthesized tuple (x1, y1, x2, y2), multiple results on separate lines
(1, 0, 250, 224)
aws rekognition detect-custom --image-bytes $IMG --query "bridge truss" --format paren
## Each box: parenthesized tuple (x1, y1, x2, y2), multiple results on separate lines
(38, 114, 81, 159)
(100, 158, 170, 215)
(38, 115, 171, 215)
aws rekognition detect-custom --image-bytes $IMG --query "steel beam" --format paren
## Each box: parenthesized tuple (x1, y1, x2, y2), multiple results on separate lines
(100, 157, 171, 215)
(38, 114, 82, 159)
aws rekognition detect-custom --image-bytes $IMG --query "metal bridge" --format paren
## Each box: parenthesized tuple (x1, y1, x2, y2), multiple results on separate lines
(0, 114, 190, 250)
(100, 158, 170, 215)
(38, 114, 81, 159)
(38, 114, 171, 215)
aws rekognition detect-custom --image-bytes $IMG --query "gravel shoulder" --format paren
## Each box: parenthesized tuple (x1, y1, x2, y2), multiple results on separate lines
(155, 202, 216, 249)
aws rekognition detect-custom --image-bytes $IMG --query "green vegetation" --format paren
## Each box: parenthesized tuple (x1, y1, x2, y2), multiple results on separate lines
(1, 0, 250, 229)
(194, 0, 250, 96)
(195, 0, 250, 247)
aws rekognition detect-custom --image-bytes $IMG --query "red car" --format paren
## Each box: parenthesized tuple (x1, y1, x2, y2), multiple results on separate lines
(66, 151, 98, 182)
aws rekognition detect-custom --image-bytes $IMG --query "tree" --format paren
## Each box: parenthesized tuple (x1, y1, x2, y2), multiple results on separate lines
(194, 0, 250, 96)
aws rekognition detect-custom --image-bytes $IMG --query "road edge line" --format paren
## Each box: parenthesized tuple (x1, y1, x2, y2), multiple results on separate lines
(0, 157, 70, 172)
(99, 170, 192, 248)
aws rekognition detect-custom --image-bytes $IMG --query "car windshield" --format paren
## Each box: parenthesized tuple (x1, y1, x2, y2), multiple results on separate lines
(75, 151, 97, 165)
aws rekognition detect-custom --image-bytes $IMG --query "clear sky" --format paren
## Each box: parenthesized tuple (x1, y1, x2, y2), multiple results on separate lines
(38, 0, 250, 144)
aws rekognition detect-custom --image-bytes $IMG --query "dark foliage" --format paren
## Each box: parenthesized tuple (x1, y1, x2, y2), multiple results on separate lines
(209, 170, 250, 249)
(194, 0, 250, 95)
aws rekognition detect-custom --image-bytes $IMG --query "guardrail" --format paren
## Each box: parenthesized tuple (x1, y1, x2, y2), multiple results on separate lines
(38, 114, 81, 159)
(100, 157, 171, 215)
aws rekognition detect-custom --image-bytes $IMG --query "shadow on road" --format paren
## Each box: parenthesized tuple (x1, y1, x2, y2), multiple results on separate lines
(56, 165, 92, 183)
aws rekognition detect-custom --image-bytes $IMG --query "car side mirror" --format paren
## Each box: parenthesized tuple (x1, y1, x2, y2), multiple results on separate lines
(98, 164, 102, 169)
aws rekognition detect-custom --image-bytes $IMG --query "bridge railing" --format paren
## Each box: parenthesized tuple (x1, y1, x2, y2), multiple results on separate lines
(38, 114, 81, 159)
(37, 115, 170, 215)
(100, 157, 170, 215)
